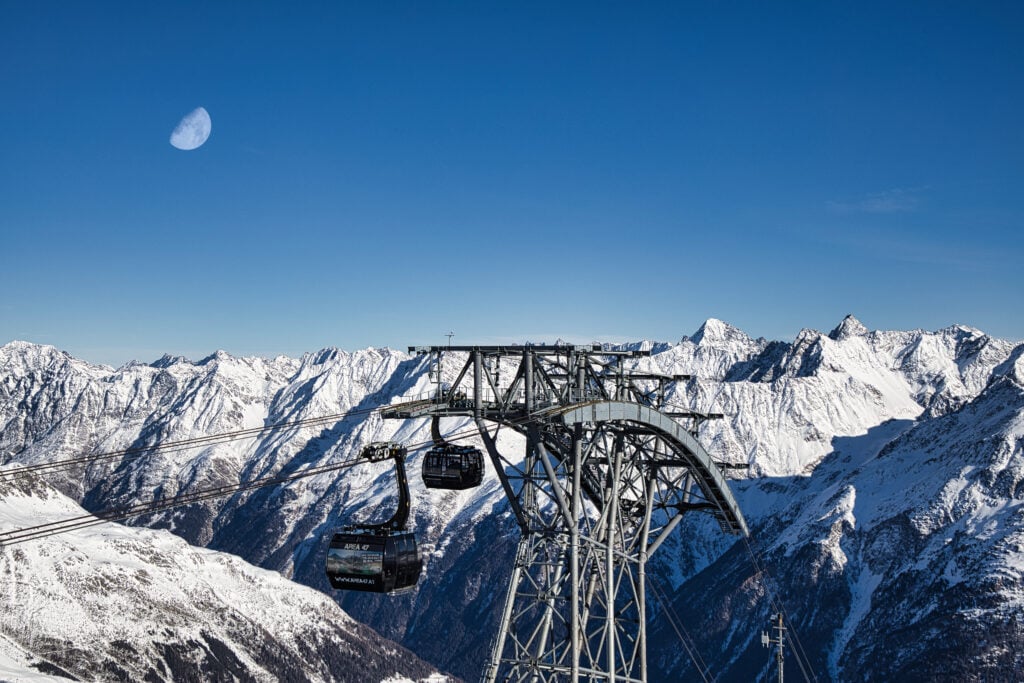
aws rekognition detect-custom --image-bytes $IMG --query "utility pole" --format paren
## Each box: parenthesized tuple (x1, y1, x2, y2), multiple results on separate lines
(761, 613, 786, 683)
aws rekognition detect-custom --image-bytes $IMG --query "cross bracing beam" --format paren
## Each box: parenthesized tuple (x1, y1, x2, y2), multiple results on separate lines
(383, 345, 747, 682)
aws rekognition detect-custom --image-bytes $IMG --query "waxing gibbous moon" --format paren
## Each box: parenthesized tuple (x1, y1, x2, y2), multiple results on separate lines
(169, 107, 212, 150)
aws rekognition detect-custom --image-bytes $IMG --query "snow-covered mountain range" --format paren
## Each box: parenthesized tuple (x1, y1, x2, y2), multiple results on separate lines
(0, 472, 446, 682)
(1, 316, 1021, 681)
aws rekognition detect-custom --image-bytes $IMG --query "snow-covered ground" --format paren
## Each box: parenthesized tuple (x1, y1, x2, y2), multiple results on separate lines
(1, 314, 1022, 680)
(0, 470, 445, 682)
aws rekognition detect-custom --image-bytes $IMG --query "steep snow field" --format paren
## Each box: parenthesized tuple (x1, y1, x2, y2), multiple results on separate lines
(2, 315, 1022, 680)
(0, 472, 445, 682)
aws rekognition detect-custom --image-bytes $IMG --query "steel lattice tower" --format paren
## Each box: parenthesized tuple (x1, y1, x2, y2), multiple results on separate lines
(383, 345, 748, 683)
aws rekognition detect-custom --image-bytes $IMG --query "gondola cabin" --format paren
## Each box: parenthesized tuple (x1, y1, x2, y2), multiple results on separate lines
(422, 444, 484, 490)
(326, 531, 421, 594)
(324, 441, 421, 594)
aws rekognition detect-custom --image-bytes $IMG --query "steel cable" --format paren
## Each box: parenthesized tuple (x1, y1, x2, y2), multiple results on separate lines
(0, 422, 494, 547)
(647, 575, 714, 682)
(741, 533, 817, 683)
(0, 404, 392, 481)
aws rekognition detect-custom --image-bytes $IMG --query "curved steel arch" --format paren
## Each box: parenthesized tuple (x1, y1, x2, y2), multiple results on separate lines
(539, 400, 748, 536)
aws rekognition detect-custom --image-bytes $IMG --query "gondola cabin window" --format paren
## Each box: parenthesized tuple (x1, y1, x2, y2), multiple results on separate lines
(327, 542, 383, 577)
(421, 444, 484, 490)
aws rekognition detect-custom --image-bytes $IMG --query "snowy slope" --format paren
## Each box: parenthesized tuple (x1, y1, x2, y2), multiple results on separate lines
(1, 315, 1022, 680)
(648, 347, 1024, 680)
(0, 471, 447, 682)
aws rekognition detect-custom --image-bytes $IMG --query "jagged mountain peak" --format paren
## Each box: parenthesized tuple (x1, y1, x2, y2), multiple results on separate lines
(941, 322, 986, 337)
(793, 326, 825, 344)
(688, 318, 751, 346)
(3, 322, 1023, 680)
(302, 347, 349, 366)
(992, 344, 1024, 386)
(0, 341, 112, 383)
(150, 353, 189, 369)
(828, 314, 869, 340)
(197, 349, 235, 365)
(0, 340, 74, 366)
(1, 339, 61, 355)
(625, 339, 666, 354)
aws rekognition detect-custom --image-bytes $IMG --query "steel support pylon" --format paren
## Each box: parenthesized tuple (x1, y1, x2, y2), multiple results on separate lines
(383, 345, 748, 683)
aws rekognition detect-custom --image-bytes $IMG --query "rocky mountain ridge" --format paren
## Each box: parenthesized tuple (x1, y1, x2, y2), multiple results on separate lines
(2, 315, 1022, 680)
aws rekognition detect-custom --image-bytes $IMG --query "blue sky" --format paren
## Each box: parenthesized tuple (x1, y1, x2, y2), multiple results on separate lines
(2, 2, 1022, 367)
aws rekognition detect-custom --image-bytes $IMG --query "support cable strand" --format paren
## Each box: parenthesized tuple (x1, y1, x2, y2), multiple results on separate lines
(0, 405, 393, 480)
(0, 424, 489, 547)
(748, 533, 817, 683)
(741, 534, 817, 683)
(0, 455, 361, 545)
(647, 576, 713, 683)
(2, 387, 567, 484)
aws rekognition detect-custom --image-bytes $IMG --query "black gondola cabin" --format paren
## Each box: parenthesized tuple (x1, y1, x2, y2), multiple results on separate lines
(326, 531, 421, 594)
(421, 444, 484, 489)
(324, 441, 422, 594)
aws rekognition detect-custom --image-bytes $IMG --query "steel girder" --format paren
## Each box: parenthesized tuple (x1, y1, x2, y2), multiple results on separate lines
(384, 347, 747, 683)
(479, 400, 747, 682)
